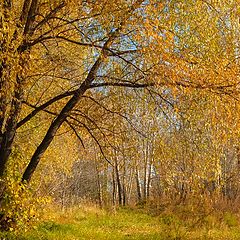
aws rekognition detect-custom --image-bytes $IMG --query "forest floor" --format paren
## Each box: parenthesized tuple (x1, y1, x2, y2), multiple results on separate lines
(2, 205, 240, 240)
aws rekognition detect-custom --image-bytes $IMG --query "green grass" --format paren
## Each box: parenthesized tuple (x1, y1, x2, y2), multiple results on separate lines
(2, 206, 240, 240)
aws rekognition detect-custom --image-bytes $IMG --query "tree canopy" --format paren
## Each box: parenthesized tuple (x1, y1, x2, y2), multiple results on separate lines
(1, 0, 240, 230)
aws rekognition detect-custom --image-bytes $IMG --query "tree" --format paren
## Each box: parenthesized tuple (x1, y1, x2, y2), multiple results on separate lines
(1, 0, 240, 219)
(0, 0, 147, 182)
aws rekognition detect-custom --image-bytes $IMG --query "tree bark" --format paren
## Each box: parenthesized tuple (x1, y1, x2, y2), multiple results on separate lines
(0, 73, 24, 176)
(115, 160, 122, 206)
(112, 168, 116, 206)
(0, 0, 39, 176)
(95, 162, 103, 208)
(135, 167, 142, 202)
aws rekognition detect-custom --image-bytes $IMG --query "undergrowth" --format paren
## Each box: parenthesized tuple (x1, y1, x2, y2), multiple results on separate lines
(1, 201, 240, 240)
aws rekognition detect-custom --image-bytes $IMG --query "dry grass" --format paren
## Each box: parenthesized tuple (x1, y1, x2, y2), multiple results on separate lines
(2, 203, 240, 240)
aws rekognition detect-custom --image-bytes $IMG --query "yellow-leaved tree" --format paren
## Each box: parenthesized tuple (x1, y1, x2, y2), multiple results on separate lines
(0, 0, 240, 230)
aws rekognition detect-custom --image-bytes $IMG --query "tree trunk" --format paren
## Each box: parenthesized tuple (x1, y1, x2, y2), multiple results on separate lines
(0, 0, 38, 177)
(135, 167, 142, 202)
(0, 75, 24, 177)
(95, 162, 103, 208)
(122, 155, 126, 206)
(21, 54, 104, 182)
(115, 161, 122, 206)
(21, 27, 118, 182)
(146, 159, 153, 199)
(126, 168, 134, 204)
(143, 139, 149, 201)
(112, 168, 116, 206)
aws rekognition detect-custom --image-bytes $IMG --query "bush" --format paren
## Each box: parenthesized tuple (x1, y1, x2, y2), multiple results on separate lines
(0, 149, 49, 232)
(224, 212, 238, 228)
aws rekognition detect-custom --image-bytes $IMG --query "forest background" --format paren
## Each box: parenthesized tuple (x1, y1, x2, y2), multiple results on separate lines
(1, 0, 240, 237)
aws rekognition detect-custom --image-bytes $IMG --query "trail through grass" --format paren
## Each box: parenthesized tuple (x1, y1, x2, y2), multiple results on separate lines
(2, 206, 240, 240)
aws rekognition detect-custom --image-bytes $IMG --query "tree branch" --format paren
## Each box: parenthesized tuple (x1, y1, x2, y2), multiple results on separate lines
(23, 0, 39, 35)
(89, 82, 154, 88)
(31, 2, 65, 34)
(65, 120, 85, 149)
(21, 0, 144, 182)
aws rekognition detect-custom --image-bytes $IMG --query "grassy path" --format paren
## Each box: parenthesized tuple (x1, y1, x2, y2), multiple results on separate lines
(2, 207, 240, 239)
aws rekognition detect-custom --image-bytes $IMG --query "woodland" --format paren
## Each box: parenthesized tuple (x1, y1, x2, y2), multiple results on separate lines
(1, 0, 240, 238)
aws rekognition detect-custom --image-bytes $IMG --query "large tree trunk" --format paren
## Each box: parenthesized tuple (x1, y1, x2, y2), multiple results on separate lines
(0, 0, 42, 229)
(0, 51, 22, 178)
(0, 0, 38, 177)
(0, 74, 24, 177)
(21, 18, 122, 182)
(21, 60, 101, 182)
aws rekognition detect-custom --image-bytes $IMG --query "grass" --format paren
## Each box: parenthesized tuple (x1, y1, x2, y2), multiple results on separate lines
(2, 204, 240, 240)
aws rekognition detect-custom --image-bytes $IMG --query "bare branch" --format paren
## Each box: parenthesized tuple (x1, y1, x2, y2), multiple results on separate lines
(31, 2, 65, 34)
(72, 118, 113, 166)
(65, 120, 85, 149)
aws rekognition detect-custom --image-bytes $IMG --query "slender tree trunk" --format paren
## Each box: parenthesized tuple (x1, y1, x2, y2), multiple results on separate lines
(126, 168, 133, 204)
(112, 168, 116, 206)
(97, 177, 103, 208)
(95, 162, 103, 208)
(122, 179, 126, 206)
(143, 139, 149, 201)
(136, 167, 142, 202)
(122, 155, 126, 206)
(146, 157, 153, 199)
(115, 161, 122, 206)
